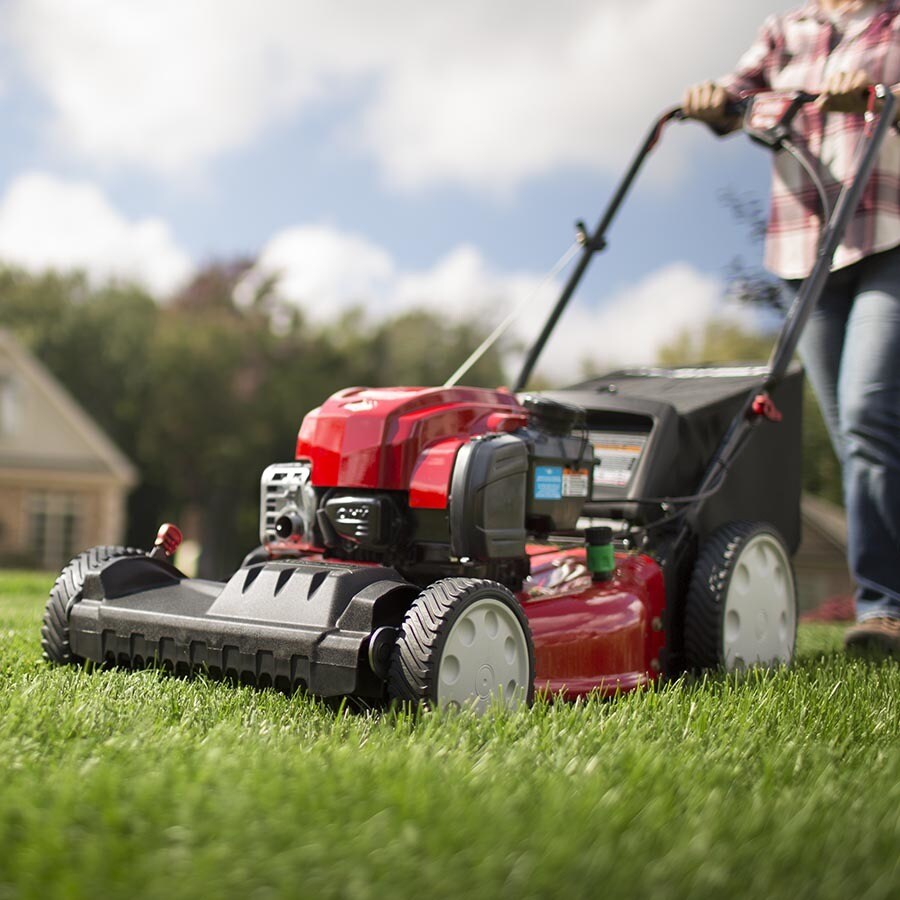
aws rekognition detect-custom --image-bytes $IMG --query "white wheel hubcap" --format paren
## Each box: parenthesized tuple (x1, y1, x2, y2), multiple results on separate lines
(723, 533, 796, 669)
(436, 597, 530, 713)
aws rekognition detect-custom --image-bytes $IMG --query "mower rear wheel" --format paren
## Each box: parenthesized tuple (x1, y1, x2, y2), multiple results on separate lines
(388, 578, 535, 713)
(41, 545, 144, 666)
(684, 521, 797, 671)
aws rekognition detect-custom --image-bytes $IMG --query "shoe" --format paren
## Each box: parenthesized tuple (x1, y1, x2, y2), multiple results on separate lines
(844, 617, 900, 658)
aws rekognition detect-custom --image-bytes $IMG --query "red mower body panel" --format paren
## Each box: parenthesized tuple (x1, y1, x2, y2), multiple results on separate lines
(518, 547, 666, 698)
(295, 386, 523, 496)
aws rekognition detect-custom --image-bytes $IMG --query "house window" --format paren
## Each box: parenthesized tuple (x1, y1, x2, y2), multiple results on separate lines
(0, 375, 22, 437)
(27, 493, 82, 570)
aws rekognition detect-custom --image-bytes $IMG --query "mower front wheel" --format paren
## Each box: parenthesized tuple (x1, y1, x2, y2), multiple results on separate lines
(388, 578, 535, 713)
(41, 545, 144, 666)
(684, 521, 797, 672)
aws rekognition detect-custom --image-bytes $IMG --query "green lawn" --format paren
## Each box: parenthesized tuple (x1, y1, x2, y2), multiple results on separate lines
(0, 570, 897, 900)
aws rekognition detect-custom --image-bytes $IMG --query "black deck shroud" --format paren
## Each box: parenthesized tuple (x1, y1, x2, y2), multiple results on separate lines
(71, 557, 417, 696)
(540, 364, 804, 552)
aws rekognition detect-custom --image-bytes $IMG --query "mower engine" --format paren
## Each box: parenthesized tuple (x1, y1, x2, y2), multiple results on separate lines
(260, 386, 593, 590)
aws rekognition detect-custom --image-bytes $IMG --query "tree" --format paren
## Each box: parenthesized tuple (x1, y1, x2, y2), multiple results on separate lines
(1, 262, 510, 577)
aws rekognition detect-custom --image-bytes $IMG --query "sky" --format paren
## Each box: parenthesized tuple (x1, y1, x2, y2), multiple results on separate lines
(0, 0, 798, 384)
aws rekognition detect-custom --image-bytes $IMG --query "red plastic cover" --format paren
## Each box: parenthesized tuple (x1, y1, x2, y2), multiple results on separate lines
(295, 386, 525, 505)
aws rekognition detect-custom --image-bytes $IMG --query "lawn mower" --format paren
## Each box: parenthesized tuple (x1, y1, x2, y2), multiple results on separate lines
(41, 86, 896, 712)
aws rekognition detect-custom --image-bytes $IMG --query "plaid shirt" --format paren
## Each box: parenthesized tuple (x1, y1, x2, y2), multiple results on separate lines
(720, 0, 900, 278)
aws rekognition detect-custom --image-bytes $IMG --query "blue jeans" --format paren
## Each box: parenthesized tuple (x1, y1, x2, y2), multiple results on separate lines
(787, 246, 900, 622)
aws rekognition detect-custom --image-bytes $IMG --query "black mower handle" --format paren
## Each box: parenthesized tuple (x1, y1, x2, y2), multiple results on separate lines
(513, 85, 892, 393)
(678, 82, 896, 552)
(764, 83, 894, 388)
(512, 105, 682, 393)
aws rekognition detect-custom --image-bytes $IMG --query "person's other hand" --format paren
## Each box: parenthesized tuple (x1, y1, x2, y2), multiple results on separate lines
(816, 69, 871, 113)
(682, 81, 734, 127)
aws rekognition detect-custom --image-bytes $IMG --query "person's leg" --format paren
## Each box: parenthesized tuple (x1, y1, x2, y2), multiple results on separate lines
(837, 247, 900, 631)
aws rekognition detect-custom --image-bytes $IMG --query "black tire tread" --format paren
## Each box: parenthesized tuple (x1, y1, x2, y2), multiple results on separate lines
(388, 577, 535, 707)
(683, 520, 795, 670)
(41, 545, 144, 665)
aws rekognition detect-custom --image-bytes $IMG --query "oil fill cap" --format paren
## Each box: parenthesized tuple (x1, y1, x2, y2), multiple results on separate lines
(585, 526, 615, 581)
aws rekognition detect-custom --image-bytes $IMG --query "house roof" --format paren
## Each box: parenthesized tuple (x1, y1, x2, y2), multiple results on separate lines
(0, 329, 138, 486)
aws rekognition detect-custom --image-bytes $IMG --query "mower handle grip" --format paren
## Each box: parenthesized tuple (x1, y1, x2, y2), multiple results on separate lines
(671, 88, 819, 130)
(730, 88, 819, 114)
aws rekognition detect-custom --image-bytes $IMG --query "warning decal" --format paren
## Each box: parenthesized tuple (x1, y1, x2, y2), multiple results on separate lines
(591, 432, 647, 491)
(534, 466, 563, 500)
(562, 467, 590, 498)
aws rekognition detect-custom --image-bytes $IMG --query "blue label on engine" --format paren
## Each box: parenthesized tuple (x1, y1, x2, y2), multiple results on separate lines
(534, 465, 563, 500)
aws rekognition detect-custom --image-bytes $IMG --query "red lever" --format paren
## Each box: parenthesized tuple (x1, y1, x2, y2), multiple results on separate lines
(750, 392, 783, 422)
(149, 523, 183, 560)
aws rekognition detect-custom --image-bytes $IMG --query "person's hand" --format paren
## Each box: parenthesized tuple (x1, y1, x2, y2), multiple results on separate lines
(682, 81, 735, 127)
(816, 69, 871, 113)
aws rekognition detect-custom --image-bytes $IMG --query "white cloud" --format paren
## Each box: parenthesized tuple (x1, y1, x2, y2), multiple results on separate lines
(241, 224, 760, 384)
(236, 225, 395, 317)
(358, 1, 797, 191)
(537, 264, 759, 382)
(393, 245, 560, 323)
(239, 225, 559, 325)
(7, 0, 795, 188)
(0, 172, 193, 295)
(6, 1, 338, 176)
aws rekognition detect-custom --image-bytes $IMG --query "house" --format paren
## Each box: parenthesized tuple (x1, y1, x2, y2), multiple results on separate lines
(0, 330, 137, 571)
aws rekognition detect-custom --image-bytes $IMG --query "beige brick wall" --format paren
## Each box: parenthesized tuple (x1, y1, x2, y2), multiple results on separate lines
(0, 472, 129, 570)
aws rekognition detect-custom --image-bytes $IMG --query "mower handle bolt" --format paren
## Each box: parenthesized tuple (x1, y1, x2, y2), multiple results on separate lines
(574, 220, 607, 253)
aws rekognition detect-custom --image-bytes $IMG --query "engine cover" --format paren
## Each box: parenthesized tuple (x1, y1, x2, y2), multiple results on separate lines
(295, 385, 523, 491)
